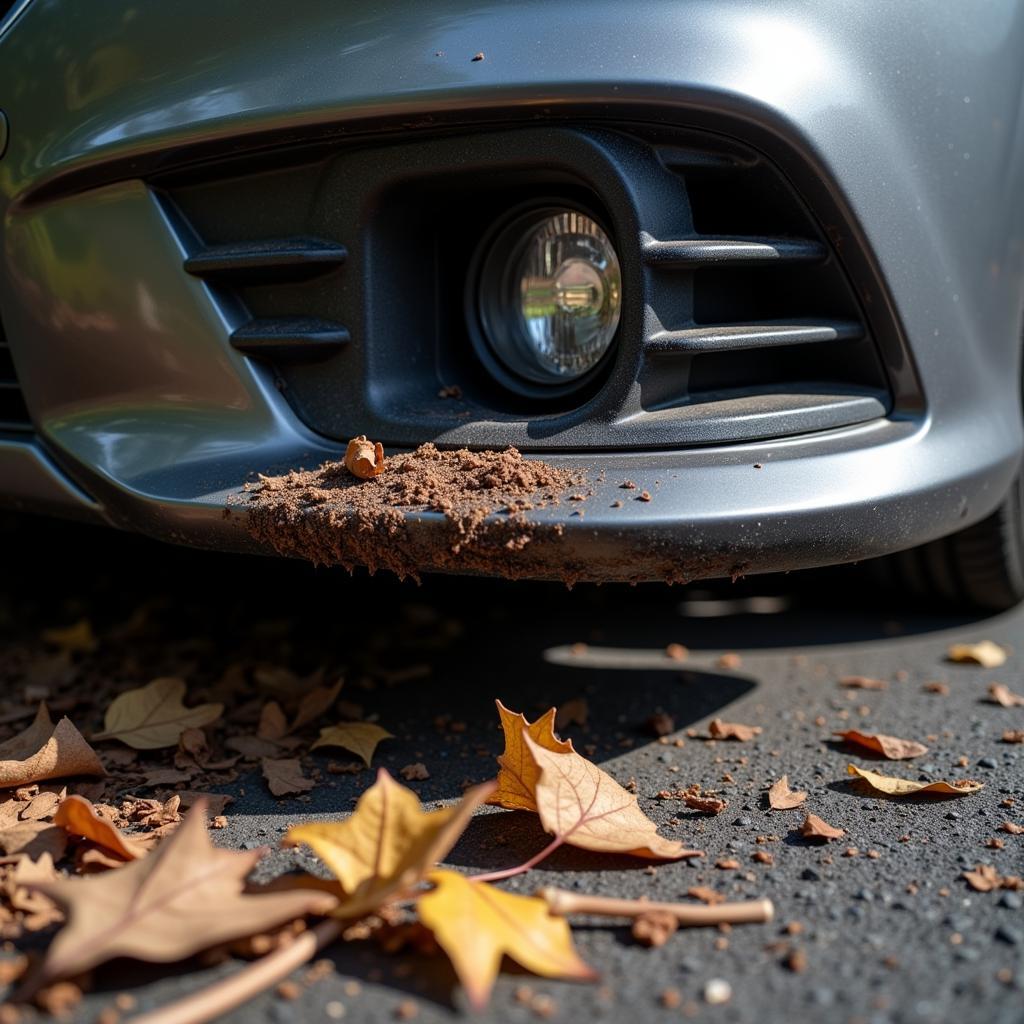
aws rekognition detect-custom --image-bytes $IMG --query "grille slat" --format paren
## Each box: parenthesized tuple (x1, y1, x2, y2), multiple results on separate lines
(645, 320, 863, 354)
(231, 316, 350, 360)
(185, 236, 347, 283)
(641, 234, 825, 268)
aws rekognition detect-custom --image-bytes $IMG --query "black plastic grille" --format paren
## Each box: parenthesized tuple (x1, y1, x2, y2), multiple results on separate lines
(0, 314, 31, 433)
(160, 123, 895, 451)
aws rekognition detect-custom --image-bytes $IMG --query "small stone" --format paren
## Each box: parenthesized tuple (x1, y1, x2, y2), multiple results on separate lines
(998, 892, 1023, 911)
(703, 979, 732, 1005)
(995, 925, 1022, 946)
(735, 816, 753, 827)
(800, 868, 821, 881)
(978, 757, 998, 769)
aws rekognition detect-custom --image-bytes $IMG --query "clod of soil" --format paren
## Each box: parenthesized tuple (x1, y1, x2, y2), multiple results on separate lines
(243, 444, 586, 581)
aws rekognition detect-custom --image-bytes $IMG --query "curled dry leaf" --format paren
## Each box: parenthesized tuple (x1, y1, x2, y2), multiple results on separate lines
(799, 813, 846, 843)
(523, 734, 702, 860)
(999, 821, 1024, 835)
(257, 702, 289, 742)
(767, 775, 808, 810)
(1001, 730, 1024, 744)
(311, 722, 393, 768)
(847, 763, 983, 796)
(53, 795, 150, 860)
(489, 700, 573, 813)
(834, 730, 928, 760)
(262, 758, 315, 797)
(286, 770, 495, 920)
(418, 869, 596, 1011)
(18, 800, 339, 998)
(5, 853, 63, 932)
(947, 640, 1007, 667)
(94, 678, 223, 750)
(839, 676, 888, 690)
(988, 683, 1024, 707)
(344, 435, 385, 479)
(0, 705, 104, 788)
(708, 719, 762, 742)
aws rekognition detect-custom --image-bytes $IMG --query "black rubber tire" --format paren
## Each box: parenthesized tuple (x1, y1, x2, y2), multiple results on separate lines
(876, 473, 1024, 611)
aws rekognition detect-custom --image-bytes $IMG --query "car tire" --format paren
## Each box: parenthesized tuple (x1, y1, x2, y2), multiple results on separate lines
(873, 472, 1024, 611)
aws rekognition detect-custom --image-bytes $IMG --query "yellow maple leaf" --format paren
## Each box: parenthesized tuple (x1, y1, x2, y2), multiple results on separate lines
(311, 722, 393, 767)
(418, 869, 597, 1010)
(286, 770, 494, 918)
(488, 700, 573, 812)
(523, 734, 701, 860)
(847, 763, 984, 796)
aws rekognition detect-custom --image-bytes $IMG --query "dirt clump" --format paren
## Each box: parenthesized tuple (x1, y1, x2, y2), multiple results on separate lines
(243, 444, 586, 581)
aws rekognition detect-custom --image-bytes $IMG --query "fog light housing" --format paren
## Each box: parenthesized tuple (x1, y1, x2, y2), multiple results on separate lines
(474, 207, 621, 393)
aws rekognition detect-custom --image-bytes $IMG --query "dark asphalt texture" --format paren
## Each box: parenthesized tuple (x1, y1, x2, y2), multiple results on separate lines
(1, 514, 1023, 1024)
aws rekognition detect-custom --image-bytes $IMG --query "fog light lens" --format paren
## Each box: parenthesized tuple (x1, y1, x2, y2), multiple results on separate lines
(478, 208, 621, 386)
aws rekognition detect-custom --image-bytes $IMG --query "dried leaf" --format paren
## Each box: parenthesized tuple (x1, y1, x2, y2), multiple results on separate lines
(226, 735, 283, 761)
(554, 698, 588, 732)
(53, 795, 149, 860)
(947, 640, 1007, 667)
(687, 886, 724, 905)
(19, 800, 338, 997)
(489, 700, 573, 813)
(94, 678, 223, 749)
(4, 854, 63, 930)
(847, 763, 983, 796)
(0, 820, 68, 860)
(999, 821, 1024, 835)
(988, 683, 1024, 707)
(41, 619, 97, 654)
(768, 776, 808, 810)
(834, 730, 928, 760)
(291, 680, 343, 732)
(286, 771, 494, 919)
(962, 864, 1004, 892)
(839, 676, 888, 690)
(523, 734, 702, 860)
(708, 719, 762, 742)
(399, 763, 430, 781)
(262, 758, 314, 797)
(0, 705, 105, 787)
(799, 813, 845, 842)
(418, 869, 596, 1010)
(311, 722, 393, 768)
(1002, 730, 1024, 744)
(344, 436, 385, 479)
(257, 702, 289, 742)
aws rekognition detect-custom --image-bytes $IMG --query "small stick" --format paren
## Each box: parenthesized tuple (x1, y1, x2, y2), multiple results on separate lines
(538, 887, 774, 926)
(125, 919, 342, 1024)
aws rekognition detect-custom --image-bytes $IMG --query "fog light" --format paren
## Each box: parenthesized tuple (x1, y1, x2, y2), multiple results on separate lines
(476, 208, 621, 389)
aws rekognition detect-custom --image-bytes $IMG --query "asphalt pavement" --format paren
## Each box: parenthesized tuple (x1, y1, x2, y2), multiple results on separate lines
(1, 514, 1022, 1024)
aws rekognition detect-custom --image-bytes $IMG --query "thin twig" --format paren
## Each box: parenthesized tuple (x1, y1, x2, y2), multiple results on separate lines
(125, 919, 342, 1024)
(538, 887, 774, 926)
(469, 835, 566, 884)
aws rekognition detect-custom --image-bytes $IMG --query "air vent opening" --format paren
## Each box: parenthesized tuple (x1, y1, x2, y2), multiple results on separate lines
(0, 314, 32, 433)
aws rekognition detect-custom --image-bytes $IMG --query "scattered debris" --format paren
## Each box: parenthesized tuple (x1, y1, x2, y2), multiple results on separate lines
(947, 641, 1008, 667)
(833, 730, 928, 760)
(708, 719, 762, 742)
(847, 764, 984, 796)
(767, 776, 808, 810)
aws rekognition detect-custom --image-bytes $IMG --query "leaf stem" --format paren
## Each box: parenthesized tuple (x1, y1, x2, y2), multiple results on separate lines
(124, 919, 342, 1024)
(468, 835, 566, 884)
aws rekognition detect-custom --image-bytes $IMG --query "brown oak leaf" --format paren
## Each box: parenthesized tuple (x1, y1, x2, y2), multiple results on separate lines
(262, 758, 315, 797)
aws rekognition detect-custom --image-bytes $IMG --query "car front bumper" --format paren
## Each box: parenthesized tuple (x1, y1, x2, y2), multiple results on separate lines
(1, 0, 1022, 581)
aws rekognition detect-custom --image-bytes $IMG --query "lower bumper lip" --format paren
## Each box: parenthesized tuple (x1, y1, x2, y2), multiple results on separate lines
(9, 413, 1017, 585)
